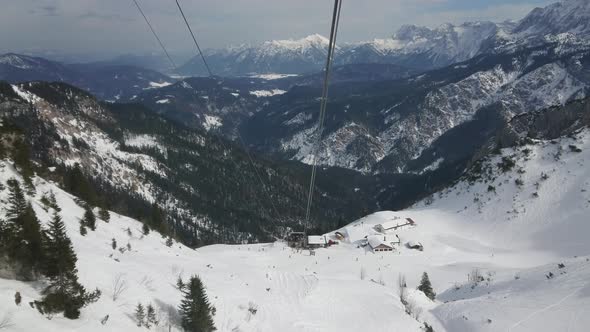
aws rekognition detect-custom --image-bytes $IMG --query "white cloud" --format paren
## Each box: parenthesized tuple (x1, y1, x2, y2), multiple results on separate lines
(411, 2, 553, 27)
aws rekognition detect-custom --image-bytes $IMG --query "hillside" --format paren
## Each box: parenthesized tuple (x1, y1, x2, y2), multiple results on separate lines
(0, 105, 588, 332)
(0, 81, 378, 245)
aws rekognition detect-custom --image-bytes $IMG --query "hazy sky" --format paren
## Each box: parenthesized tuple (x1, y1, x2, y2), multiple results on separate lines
(1, 0, 552, 60)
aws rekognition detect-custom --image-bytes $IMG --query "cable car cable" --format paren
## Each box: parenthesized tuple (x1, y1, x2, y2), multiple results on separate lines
(304, 0, 343, 233)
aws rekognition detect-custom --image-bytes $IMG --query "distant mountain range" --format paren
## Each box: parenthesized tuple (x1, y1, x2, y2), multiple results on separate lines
(178, 21, 509, 76)
(0, 53, 173, 100)
(178, 0, 590, 77)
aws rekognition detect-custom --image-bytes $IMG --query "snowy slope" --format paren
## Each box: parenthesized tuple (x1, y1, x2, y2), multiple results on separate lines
(1, 128, 589, 331)
(0, 162, 420, 332)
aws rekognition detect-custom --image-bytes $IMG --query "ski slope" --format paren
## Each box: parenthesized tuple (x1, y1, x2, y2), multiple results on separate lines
(1, 128, 590, 331)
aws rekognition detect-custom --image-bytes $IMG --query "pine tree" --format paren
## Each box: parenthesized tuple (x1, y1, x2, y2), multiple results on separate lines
(166, 237, 174, 247)
(17, 203, 44, 275)
(43, 212, 76, 278)
(98, 207, 110, 223)
(142, 223, 150, 236)
(12, 139, 34, 191)
(135, 303, 146, 327)
(2, 180, 44, 278)
(111, 238, 117, 250)
(82, 205, 96, 231)
(418, 272, 436, 300)
(179, 276, 216, 332)
(79, 223, 87, 236)
(149, 203, 166, 234)
(40, 212, 98, 319)
(176, 276, 185, 291)
(48, 191, 61, 212)
(146, 304, 158, 327)
(6, 179, 27, 221)
(64, 164, 97, 205)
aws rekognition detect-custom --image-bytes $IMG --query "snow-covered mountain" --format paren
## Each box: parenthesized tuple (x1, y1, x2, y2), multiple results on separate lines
(0, 53, 174, 101)
(180, 34, 332, 76)
(0, 81, 376, 245)
(242, 41, 590, 174)
(0, 53, 78, 82)
(179, 25, 505, 76)
(513, 0, 590, 38)
(179, 0, 590, 77)
(0, 104, 588, 331)
(340, 21, 512, 70)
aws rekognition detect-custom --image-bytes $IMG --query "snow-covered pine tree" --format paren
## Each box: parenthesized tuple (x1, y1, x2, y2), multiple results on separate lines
(418, 272, 436, 300)
(179, 275, 216, 332)
(135, 303, 145, 327)
(146, 304, 158, 327)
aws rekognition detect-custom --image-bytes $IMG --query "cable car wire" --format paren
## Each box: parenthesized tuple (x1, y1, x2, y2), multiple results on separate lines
(131, 0, 281, 238)
(174, 0, 287, 234)
(131, 0, 178, 74)
(174, 0, 213, 77)
(304, 0, 343, 233)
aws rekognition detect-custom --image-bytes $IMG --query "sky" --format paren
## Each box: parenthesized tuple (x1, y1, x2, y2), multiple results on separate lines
(0, 0, 553, 61)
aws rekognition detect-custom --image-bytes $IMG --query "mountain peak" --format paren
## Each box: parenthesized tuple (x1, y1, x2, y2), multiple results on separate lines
(514, 0, 590, 36)
(264, 34, 330, 49)
(301, 33, 330, 44)
(0, 53, 42, 69)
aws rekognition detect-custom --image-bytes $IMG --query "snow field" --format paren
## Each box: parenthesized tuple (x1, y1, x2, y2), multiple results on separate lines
(0, 128, 589, 331)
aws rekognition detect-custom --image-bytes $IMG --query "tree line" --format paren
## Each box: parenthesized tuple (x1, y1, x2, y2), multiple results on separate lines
(0, 179, 100, 319)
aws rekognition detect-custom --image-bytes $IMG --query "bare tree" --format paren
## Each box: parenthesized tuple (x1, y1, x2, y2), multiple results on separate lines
(398, 273, 408, 305)
(112, 273, 129, 301)
(0, 313, 13, 330)
(468, 268, 483, 284)
(140, 275, 155, 291)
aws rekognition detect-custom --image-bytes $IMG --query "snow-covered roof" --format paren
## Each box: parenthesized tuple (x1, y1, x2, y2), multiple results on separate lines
(343, 224, 369, 243)
(367, 235, 393, 249)
(377, 217, 415, 231)
(378, 220, 403, 230)
(307, 235, 327, 245)
(407, 240, 421, 247)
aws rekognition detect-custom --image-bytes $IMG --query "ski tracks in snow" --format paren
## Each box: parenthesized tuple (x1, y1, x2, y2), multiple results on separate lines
(508, 285, 585, 332)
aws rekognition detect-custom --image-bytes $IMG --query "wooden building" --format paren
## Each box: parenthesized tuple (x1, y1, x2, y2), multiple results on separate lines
(367, 235, 394, 252)
(307, 235, 328, 249)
